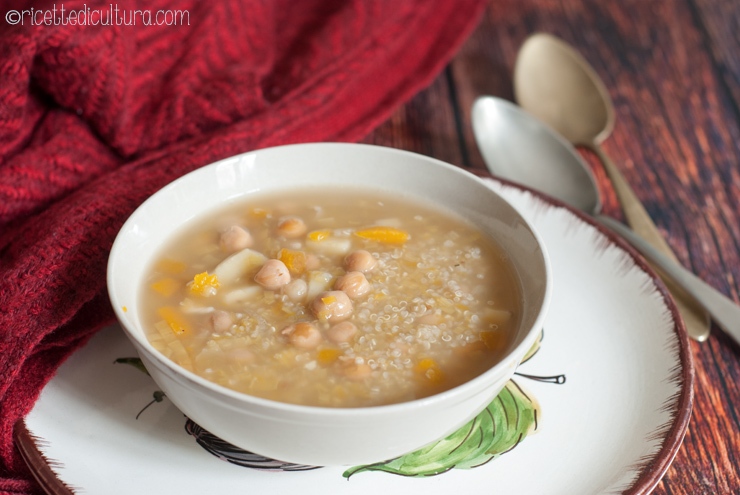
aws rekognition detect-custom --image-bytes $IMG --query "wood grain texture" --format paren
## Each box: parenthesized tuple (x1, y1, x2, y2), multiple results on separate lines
(365, 0, 740, 493)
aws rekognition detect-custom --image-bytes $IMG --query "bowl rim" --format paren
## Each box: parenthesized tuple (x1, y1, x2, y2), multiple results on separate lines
(107, 142, 552, 416)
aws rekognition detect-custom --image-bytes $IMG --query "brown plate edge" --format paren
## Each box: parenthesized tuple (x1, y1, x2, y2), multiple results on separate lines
(14, 168, 694, 495)
(14, 418, 76, 495)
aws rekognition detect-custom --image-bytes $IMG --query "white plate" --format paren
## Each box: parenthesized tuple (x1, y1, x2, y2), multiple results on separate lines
(22, 179, 692, 495)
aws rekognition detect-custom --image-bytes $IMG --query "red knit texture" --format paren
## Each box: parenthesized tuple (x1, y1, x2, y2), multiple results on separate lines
(0, 0, 486, 492)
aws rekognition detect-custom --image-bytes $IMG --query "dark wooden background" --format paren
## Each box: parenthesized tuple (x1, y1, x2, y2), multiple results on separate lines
(364, 0, 740, 493)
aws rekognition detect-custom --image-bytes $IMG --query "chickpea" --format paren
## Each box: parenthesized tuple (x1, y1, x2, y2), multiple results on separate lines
(254, 259, 291, 291)
(276, 217, 307, 238)
(343, 363, 372, 380)
(327, 321, 358, 344)
(334, 271, 371, 299)
(210, 310, 233, 333)
(219, 226, 253, 253)
(282, 322, 322, 349)
(311, 290, 353, 322)
(282, 278, 307, 302)
(344, 250, 377, 273)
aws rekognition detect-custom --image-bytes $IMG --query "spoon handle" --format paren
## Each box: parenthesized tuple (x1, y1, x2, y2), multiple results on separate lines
(591, 144, 677, 256)
(597, 215, 740, 346)
(590, 143, 711, 342)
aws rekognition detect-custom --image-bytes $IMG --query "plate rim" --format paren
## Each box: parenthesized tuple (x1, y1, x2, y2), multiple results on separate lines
(18, 171, 695, 495)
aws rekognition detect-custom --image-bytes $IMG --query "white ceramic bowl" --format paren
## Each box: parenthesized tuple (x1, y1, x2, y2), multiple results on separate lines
(107, 143, 551, 466)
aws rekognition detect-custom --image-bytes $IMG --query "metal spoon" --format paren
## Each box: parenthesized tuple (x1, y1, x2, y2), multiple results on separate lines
(512, 32, 711, 342)
(471, 96, 740, 346)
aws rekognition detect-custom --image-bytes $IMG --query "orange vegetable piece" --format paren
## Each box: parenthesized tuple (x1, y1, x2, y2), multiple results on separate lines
(308, 230, 331, 241)
(150, 277, 180, 297)
(317, 348, 342, 365)
(277, 248, 307, 275)
(157, 306, 190, 335)
(189, 272, 220, 295)
(415, 358, 445, 385)
(354, 227, 409, 244)
(321, 294, 337, 304)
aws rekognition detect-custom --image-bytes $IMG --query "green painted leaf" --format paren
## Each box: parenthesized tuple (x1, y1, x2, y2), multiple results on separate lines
(343, 380, 539, 478)
(521, 329, 544, 364)
(114, 357, 150, 376)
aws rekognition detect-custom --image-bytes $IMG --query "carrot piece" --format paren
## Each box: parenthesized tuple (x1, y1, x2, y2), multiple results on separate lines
(150, 277, 180, 297)
(415, 358, 445, 384)
(354, 227, 409, 244)
(157, 306, 190, 336)
(277, 248, 307, 275)
(189, 272, 220, 295)
(321, 295, 337, 304)
(308, 230, 331, 241)
(317, 348, 342, 365)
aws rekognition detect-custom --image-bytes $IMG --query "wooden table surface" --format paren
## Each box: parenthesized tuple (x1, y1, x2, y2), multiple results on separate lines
(364, 1, 740, 493)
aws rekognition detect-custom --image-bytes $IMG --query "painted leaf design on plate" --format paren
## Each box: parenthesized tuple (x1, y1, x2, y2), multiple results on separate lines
(114, 357, 150, 375)
(343, 380, 539, 478)
(521, 329, 544, 364)
(185, 420, 320, 472)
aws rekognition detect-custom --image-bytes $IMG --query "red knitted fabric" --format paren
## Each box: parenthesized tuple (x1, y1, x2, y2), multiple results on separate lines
(0, 0, 486, 492)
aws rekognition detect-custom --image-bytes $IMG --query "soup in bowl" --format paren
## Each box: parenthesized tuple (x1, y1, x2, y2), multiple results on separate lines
(107, 143, 551, 466)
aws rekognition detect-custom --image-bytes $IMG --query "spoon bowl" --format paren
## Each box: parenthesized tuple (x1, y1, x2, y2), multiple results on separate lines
(512, 32, 711, 342)
(471, 96, 740, 347)
(514, 33, 614, 146)
(472, 96, 601, 213)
